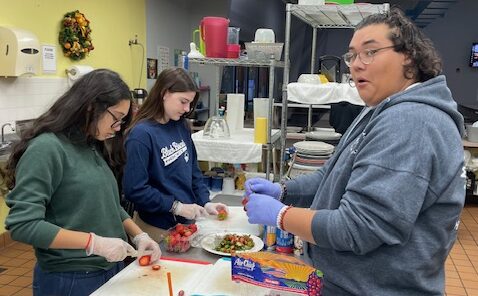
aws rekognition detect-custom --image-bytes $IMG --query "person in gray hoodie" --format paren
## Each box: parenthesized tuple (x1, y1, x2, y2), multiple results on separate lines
(245, 8, 465, 296)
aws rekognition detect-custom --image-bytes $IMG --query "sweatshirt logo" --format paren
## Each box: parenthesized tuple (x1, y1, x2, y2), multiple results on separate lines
(161, 140, 187, 166)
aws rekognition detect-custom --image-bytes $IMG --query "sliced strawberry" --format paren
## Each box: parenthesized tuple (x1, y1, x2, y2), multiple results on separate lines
(151, 264, 161, 271)
(138, 255, 151, 266)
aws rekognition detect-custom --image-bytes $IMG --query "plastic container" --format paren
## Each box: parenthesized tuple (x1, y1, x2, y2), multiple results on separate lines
(211, 176, 223, 192)
(254, 28, 275, 43)
(228, 27, 240, 44)
(164, 223, 198, 253)
(200, 17, 230, 58)
(192, 28, 205, 55)
(467, 126, 478, 142)
(245, 42, 283, 61)
(262, 225, 276, 250)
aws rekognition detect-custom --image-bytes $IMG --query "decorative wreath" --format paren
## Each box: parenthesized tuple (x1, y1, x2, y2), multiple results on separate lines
(58, 10, 94, 60)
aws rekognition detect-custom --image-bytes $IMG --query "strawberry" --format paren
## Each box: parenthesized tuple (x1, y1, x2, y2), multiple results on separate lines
(183, 230, 192, 237)
(151, 264, 161, 271)
(175, 223, 185, 233)
(242, 197, 248, 211)
(138, 255, 151, 266)
(168, 235, 176, 246)
(188, 224, 198, 233)
(217, 209, 228, 221)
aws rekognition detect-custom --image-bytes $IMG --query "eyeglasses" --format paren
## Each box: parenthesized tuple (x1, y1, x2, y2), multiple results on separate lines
(343, 45, 395, 67)
(106, 109, 125, 128)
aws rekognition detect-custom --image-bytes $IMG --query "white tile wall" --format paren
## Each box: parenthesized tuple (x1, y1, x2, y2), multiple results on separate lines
(0, 77, 69, 135)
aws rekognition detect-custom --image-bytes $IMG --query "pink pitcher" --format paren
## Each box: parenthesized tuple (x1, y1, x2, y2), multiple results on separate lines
(200, 17, 230, 58)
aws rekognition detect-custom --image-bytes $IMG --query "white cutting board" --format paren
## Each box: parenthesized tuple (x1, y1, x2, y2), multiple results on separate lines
(193, 258, 278, 296)
(196, 206, 261, 238)
(192, 258, 240, 295)
(90, 257, 210, 296)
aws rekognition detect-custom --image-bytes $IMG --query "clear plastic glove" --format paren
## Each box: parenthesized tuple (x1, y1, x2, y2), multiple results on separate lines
(245, 193, 286, 226)
(86, 233, 135, 262)
(204, 202, 229, 215)
(132, 232, 162, 263)
(245, 178, 282, 199)
(174, 202, 207, 220)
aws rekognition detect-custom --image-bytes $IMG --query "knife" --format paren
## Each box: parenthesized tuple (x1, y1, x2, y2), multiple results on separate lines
(126, 250, 154, 258)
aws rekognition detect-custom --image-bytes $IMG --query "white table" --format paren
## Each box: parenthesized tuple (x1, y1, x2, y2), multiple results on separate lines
(192, 128, 281, 164)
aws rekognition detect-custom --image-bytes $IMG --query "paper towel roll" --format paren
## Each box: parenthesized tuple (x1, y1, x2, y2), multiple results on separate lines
(254, 117, 268, 144)
(226, 93, 244, 133)
(66, 65, 94, 81)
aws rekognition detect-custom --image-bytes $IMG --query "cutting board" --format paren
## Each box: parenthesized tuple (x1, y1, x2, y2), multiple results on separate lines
(189, 258, 275, 295)
(90, 257, 211, 296)
(195, 206, 261, 238)
(91, 257, 275, 296)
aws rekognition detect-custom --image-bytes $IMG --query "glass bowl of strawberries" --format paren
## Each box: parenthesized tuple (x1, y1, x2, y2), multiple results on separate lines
(164, 223, 199, 253)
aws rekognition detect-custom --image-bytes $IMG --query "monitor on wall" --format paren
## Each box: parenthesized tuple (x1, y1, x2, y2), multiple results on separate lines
(470, 43, 478, 67)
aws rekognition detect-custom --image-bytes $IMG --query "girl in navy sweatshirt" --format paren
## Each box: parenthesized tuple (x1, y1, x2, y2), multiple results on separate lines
(123, 68, 228, 240)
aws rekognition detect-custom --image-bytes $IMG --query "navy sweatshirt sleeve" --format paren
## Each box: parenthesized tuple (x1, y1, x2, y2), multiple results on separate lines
(190, 140, 210, 206)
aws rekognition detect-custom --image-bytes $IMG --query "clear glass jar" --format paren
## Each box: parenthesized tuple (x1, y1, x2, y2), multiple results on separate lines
(203, 108, 230, 139)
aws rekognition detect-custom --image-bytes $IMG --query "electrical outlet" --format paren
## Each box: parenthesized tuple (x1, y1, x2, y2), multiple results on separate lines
(128, 35, 139, 46)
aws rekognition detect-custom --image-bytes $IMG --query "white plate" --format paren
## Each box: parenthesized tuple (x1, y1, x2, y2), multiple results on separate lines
(286, 126, 303, 133)
(305, 131, 341, 140)
(292, 163, 322, 171)
(313, 127, 336, 132)
(293, 140, 335, 153)
(200, 232, 264, 257)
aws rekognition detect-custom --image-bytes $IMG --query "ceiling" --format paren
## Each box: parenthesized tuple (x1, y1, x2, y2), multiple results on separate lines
(356, 0, 458, 28)
(283, 0, 459, 28)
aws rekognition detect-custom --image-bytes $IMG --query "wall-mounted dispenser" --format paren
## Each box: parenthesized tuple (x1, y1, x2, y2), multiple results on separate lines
(0, 27, 40, 77)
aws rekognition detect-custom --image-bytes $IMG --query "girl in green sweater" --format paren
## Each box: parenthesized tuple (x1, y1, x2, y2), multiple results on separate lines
(1, 69, 161, 296)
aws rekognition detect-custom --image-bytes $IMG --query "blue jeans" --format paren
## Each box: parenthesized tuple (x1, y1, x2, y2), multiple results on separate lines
(33, 262, 124, 296)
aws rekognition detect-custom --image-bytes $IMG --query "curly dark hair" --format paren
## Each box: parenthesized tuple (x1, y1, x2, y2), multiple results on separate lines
(355, 7, 442, 82)
(0, 69, 133, 190)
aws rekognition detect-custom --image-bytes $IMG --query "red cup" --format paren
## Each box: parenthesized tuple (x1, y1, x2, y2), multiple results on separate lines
(226, 44, 240, 58)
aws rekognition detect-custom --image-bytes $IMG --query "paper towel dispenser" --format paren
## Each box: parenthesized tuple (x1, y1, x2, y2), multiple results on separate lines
(0, 27, 40, 77)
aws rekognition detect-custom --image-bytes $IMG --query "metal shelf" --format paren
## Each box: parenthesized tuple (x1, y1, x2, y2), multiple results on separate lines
(290, 3, 390, 29)
(279, 3, 390, 177)
(189, 57, 284, 68)
(188, 55, 282, 181)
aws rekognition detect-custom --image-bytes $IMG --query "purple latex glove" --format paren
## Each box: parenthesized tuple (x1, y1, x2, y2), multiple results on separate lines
(245, 193, 286, 226)
(245, 178, 282, 199)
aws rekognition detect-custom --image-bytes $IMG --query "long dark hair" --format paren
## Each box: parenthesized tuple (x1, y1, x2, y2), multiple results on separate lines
(128, 67, 199, 132)
(1, 69, 133, 190)
(355, 7, 442, 82)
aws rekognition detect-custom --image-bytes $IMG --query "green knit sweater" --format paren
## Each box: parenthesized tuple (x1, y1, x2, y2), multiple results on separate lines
(5, 132, 130, 272)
